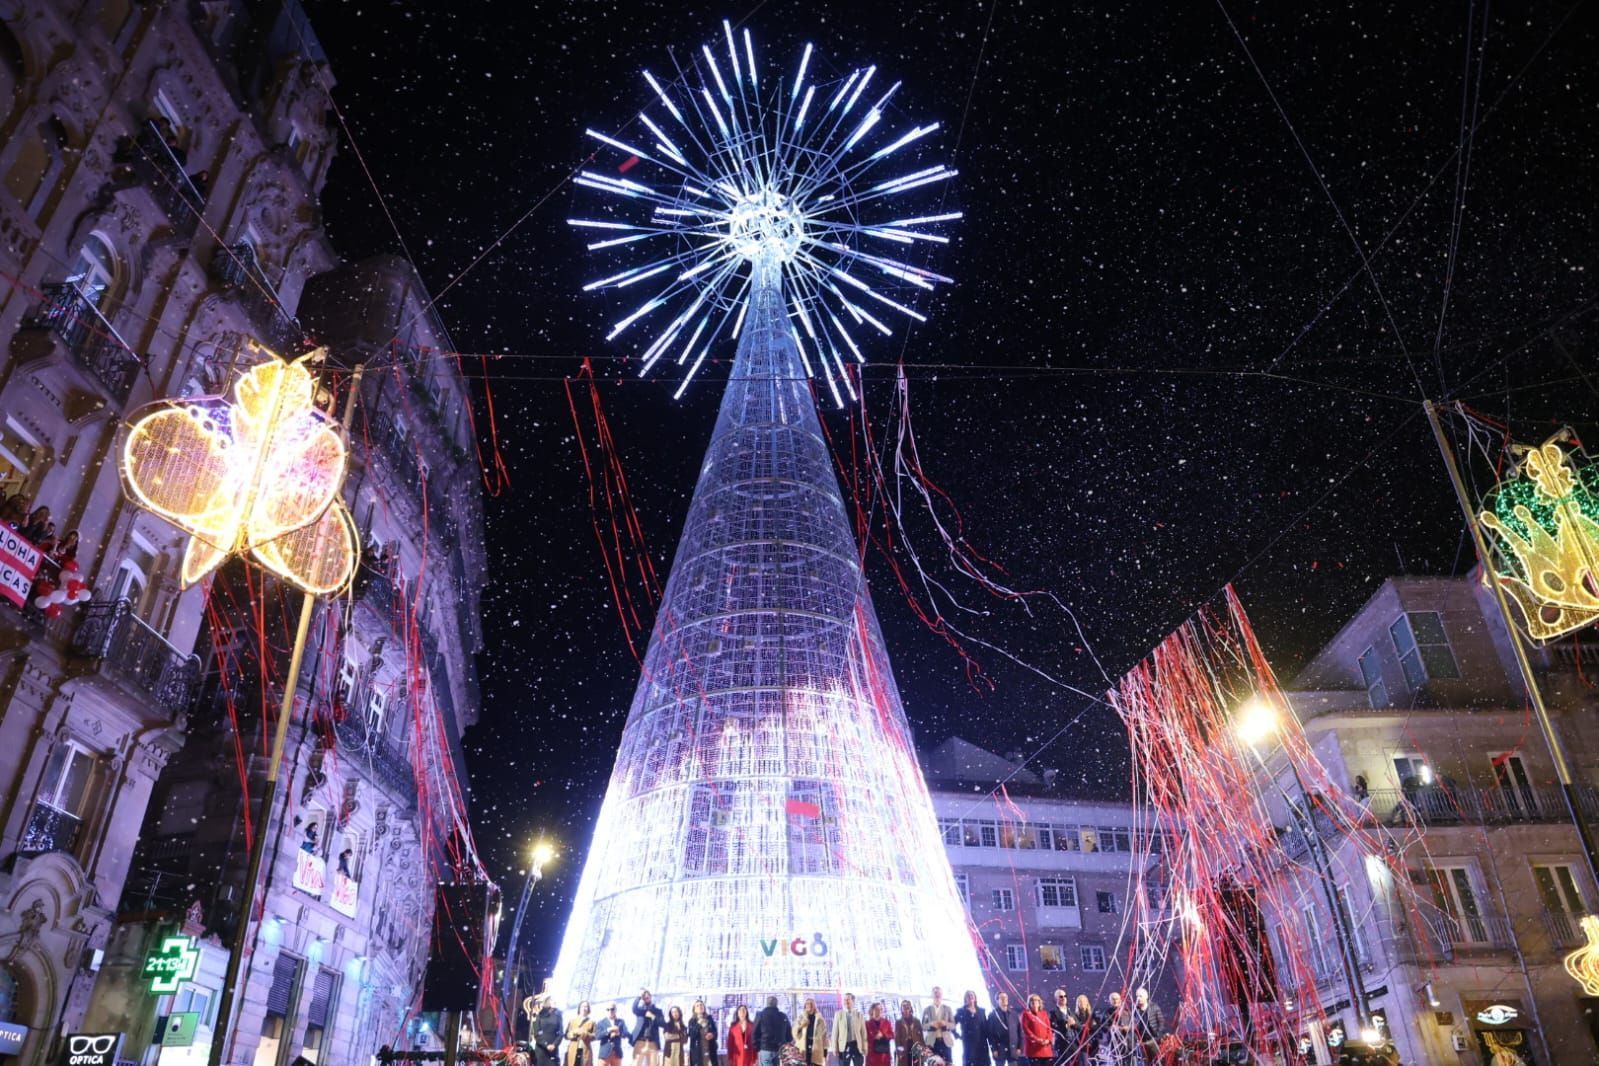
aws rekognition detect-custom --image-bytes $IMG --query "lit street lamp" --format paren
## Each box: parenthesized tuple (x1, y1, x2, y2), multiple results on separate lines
(503, 840, 556, 1039)
(1234, 695, 1375, 1043)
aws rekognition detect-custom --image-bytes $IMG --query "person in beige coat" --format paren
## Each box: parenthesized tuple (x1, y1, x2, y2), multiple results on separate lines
(794, 998, 828, 1066)
(567, 1003, 598, 1066)
(831, 994, 868, 1066)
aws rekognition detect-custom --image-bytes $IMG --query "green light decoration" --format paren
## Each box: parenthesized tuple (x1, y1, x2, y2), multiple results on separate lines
(142, 935, 200, 995)
(1478, 432, 1599, 642)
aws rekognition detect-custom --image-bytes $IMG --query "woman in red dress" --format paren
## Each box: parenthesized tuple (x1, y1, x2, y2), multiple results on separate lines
(1019, 996, 1053, 1066)
(727, 1004, 756, 1066)
(866, 1002, 894, 1066)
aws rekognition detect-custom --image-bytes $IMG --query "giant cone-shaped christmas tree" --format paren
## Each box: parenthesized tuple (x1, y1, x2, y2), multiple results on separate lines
(551, 266, 986, 1009)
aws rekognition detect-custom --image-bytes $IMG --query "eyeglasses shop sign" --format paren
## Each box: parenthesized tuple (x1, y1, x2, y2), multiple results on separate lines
(61, 1032, 124, 1066)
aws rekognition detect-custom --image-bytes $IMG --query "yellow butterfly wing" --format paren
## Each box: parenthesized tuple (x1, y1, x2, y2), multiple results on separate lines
(121, 400, 245, 584)
(251, 499, 361, 595)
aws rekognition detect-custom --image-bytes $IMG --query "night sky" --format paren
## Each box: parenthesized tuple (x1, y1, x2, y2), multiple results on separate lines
(308, 0, 1598, 979)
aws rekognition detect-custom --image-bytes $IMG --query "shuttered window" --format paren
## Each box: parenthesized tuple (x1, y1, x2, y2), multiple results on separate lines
(307, 968, 339, 1029)
(266, 954, 301, 1018)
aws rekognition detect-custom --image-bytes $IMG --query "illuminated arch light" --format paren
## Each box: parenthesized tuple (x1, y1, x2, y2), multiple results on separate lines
(119, 348, 359, 595)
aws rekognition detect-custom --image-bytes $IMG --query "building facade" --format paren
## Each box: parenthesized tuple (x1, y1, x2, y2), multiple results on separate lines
(1260, 576, 1599, 1065)
(0, 3, 487, 1065)
(926, 739, 1182, 1020)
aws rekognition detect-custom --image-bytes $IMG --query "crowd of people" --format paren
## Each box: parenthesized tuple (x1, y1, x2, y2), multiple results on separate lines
(521, 986, 1169, 1066)
(1, 492, 90, 618)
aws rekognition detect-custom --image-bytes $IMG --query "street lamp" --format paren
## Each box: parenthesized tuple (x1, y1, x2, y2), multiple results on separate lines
(1233, 695, 1375, 1044)
(502, 839, 556, 1039)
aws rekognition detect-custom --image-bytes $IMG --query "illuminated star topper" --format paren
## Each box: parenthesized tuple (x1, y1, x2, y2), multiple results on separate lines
(571, 20, 961, 404)
(120, 349, 359, 595)
(1478, 431, 1599, 643)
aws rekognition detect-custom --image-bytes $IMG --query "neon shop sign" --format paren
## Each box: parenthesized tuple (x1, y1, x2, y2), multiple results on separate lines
(760, 933, 830, 958)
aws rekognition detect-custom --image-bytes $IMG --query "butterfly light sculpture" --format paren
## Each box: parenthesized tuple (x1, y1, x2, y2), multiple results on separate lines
(119, 350, 359, 595)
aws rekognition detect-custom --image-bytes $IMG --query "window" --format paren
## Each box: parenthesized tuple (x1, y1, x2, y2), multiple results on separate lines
(1053, 825, 1080, 852)
(1080, 829, 1097, 853)
(978, 821, 998, 848)
(1491, 753, 1537, 813)
(365, 683, 387, 736)
(1097, 827, 1132, 853)
(1036, 825, 1055, 850)
(335, 656, 359, 710)
(1392, 754, 1432, 791)
(1096, 891, 1119, 914)
(0, 418, 39, 495)
(254, 953, 302, 1066)
(1389, 611, 1459, 689)
(1038, 877, 1077, 909)
(1004, 945, 1027, 972)
(992, 888, 1015, 913)
(170, 984, 212, 1026)
(38, 741, 97, 816)
(1358, 645, 1389, 708)
(1338, 885, 1367, 965)
(152, 90, 190, 150)
(111, 534, 159, 615)
(1533, 864, 1584, 915)
(68, 234, 118, 310)
(939, 818, 961, 846)
(1427, 865, 1489, 943)
(301, 967, 340, 1063)
(953, 873, 969, 906)
(1079, 945, 1107, 972)
(1039, 944, 1064, 971)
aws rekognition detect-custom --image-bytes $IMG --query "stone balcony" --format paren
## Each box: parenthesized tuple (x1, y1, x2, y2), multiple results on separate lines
(12, 284, 143, 418)
(208, 242, 306, 356)
(68, 599, 201, 720)
(110, 120, 207, 244)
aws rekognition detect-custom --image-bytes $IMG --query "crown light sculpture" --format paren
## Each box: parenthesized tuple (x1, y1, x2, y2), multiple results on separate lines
(122, 348, 363, 1066)
(1478, 432, 1599, 642)
(1565, 915, 1599, 996)
(551, 25, 985, 1010)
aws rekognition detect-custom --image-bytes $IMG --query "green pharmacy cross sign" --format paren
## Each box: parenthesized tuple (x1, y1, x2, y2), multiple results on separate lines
(142, 935, 199, 994)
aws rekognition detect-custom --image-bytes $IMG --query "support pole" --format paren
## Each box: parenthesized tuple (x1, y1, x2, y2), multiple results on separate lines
(208, 591, 316, 1066)
(442, 1009, 461, 1066)
(208, 363, 364, 1065)
(1424, 399, 1599, 886)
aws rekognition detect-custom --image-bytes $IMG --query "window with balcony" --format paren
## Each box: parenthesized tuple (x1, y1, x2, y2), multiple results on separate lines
(1079, 945, 1106, 972)
(69, 235, 119, 311)
(335, 655, 359, 711)
(992, 888, 1015, 913)
(1533, 864, 1583, 915)
(1358, 645, 1389, 708)
(1427, 865, 1490, 943)
(1389, 611, 1459, 689)
(21, 741, 98, 856)
(365, 684, 388, 737)
(1039, 944, 1063, 971)
(1038, 877, 1077, 909)
(110, 535, 159, 619)
(1004, 945, 1026, 972)
(1491, 753, 1537, 814)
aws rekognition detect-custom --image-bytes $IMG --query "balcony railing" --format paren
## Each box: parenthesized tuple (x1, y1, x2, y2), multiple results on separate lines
(333, 715, 416, 805)
(70, 599, 201, 718)
(209, 243, 305, 355)
(112, 120, 206, 240)
(17, 801, 83, 857)
(1545, 909, 1586, 950)
(1423, 910, 1515, 957)
(1362, 784, 1599, 829)
(21, 284, 142, 405)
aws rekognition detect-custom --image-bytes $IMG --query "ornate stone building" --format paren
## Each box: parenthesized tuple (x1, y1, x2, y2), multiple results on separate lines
(0, 4, 487, 1065)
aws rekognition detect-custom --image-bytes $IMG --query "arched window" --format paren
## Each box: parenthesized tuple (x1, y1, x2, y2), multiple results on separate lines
(68, 234, 118, 310)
